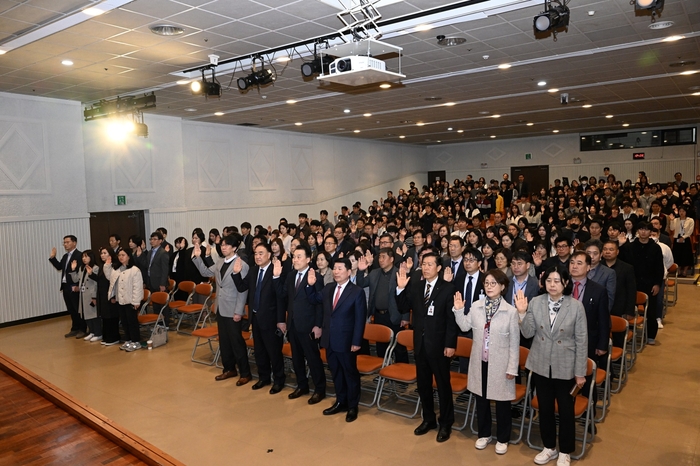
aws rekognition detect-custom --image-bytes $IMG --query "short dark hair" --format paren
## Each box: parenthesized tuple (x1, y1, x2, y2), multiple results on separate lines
(485, 269, 510, 295)
(571, 250, 591, 265)
(463, 247, 483, 262)
(449, 235, 465, 247)
(109, 233, 121, 242)
(150, 231, 163, 240)
(295, 240, 312, 258)
(221, 234, 241, 249)
(378, 247, 395, 260)
(541, 265, 573, 295)
(157, 227, 168, 235)
(64, 235, 77, 242)
(241, 222, 251, 230)
(512, 250, 531, 263)
(584, 239, 604, 253)
(555, 236, 572, 247)
(255, 242, 272, 253)
(334, 258, 352, 271)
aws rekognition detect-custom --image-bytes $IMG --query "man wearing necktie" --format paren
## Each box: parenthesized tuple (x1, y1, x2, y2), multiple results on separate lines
(145, 231, 170, 324)
(442, 236, 466, 283)
(233, 242, 287, 394)
(49, 235, 86, 338)
(397, 252, 457, 443)
(306, 258, 366, 422)
(273, 241, 326, 405)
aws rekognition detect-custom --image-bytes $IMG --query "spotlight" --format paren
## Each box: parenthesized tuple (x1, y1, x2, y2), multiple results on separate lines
(633, 0, 664, 22)
(534, 0, 570, 40)
(301, 55, 332, 78)
(237, 68, 275, 92)
(190, 68, 221, 98)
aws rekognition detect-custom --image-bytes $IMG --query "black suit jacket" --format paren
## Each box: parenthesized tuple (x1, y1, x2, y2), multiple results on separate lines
(442, 256, 466, 283)
(145, 247, 169, 290)
(453, 270, 485, 312)
(397, 278, 457, 358)
(307, 282, 366, 352)
(578, 279, 610, 354)
(233, 264, 286, 331)
(49, 249, 82, 291)
(608, 260, 636, 317)
(274, 269, 323, 334)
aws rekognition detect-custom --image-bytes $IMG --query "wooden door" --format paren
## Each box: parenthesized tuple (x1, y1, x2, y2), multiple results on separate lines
(511, 165, 549, 199)
(89, 211, 146, 251)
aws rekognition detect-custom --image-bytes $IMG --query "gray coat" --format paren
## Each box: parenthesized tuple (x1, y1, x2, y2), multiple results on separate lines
(453, 298, 520, 401)
(588, 264, 616, 313)
(70, 267, 99, 320)
(520, 294, 588, 380)
(193, 255, 248, 318)
(356, 266, 408, 325)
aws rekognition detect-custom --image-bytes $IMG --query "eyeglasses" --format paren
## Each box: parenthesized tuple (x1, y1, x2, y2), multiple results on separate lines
(324, 241, 336, 246)
(463, 257, 478, 263)
(483, 281, 499, 287)
(556, 244, 570, 249)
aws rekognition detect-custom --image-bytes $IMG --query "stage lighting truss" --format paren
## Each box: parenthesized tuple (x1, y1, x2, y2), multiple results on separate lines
(533, 0, 570, 41)
(632, 0, 664, 23)
(336, 0, 383, 41)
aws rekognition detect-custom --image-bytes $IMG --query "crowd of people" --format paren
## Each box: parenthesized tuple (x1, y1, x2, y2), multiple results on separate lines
(49, 167, 698, 466)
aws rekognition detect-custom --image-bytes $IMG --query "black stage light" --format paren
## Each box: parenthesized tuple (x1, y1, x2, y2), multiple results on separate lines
(534, 2, 570, 33)
(190, 69, 221, 97)
(634, 0, 664, 21)
(237, 68, 275, 91)
(300, 54, 332, 78)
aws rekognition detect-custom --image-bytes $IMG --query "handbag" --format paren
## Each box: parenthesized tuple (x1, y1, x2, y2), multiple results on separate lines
(150, 325, 168, 348)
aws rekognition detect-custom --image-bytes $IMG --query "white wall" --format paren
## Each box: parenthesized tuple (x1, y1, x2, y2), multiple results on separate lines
(427, 129, 698, 186)
(0, 92, 90, 324)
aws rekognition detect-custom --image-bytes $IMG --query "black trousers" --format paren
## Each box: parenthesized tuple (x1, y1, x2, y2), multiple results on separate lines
(641, 284, 659, 340)
(416, 346, 454, 427)
(475, 361, 512, 443)
(102, 315, 120, 343)
(251, 313, 285, 385)
(217, 313, 251, 376)
(63, 287, 85, 332)
(373, 312, 408, 363)
(118, 303, 140, 343)
(532, 371, 576, 454)
(327, 347, 360, 407)
(288, 321, 325, 393)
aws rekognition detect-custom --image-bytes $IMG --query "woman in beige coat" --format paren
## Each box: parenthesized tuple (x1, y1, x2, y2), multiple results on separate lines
(104, 248, 144, 352)
(452, 268, 520, 455)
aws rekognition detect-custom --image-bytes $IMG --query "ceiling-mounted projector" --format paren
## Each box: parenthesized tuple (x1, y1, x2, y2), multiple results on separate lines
(317, 38, 404, 87)
(328, 56, 386, 75)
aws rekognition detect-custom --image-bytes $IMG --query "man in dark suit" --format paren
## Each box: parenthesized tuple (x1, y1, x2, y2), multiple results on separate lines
(516, 174, 529, 198)
(49, 235, 86, 338)
(442, 236, 466, 282)
(307, 258, 367, 422)
(273, 241, 326, 405)
(143, 231, 171, 322)
(602, 240, 636, 350)
(356, 248, 409, 363)
(233, 242, 287, 394)
(397, 252, 457, 443)
(584, 240, 616, 313)
(505, 250, 541, 348)
(333, 222, 355, 257)
(448, 247, 484, 371)
(239, 222, 253, 258)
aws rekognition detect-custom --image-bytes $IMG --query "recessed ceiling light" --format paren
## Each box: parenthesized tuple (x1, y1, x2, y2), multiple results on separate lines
(457, 130, 464, 133)
(444, 102, 456, 106)
(149, 24, 184, 36)
(588, 10, 595, 16)
(214, 112, 224, 116)
(336, 127, 345, 130)
(363, 113, 372, 117)
(478, 111, 490, 115)
(490, 135, 496, 138)
(526, 122, 534, 126)
(176, 79, 190, 85)
(622, 123, 630, 127)
(415, 24, 433, 31)
(663, 35, 685, 42)
(548, 88, 559, 93)
(653, 135, 658, 138)
(498, 64, 511, 70)
(0, 49, 6, 55)
(83, 7, 105, 16)
(276, 56, 291, 62)
(61, 59, 73, 66)
(399, 135, 406, 139)
(693, 92, 700, 96)
(437, 36, 467, 46)
(379, 83, 391, 89)
(424, 96, 442, 101)
(184, 108, 197, 112)
(286, 99, 297, 104)
(537, 81, 547, 86)
(582, 104, 592, 108)
(649, 21, 674, 30)
(491, 114, 501, 118)
(553, 130, 559, 133)
(605, 114, 614, 118)
(447, 127, 453, 131)
(416, 122, 425, 126)
(681, 70, 698, 75)
(343, 109, 351, 113)
(437, 140, 442, 143)
(641, 131, 647, 134)
(353, 130, 361, 133)
(295, 122, 303, 126)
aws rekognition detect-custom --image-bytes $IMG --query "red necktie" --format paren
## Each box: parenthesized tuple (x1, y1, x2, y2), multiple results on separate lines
(333, 285, 342, 309)
(573, 281, 581, 300)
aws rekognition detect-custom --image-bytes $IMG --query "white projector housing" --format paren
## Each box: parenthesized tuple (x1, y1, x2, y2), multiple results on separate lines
(318, 38, 405, 86)
(328, 55, 386, 75)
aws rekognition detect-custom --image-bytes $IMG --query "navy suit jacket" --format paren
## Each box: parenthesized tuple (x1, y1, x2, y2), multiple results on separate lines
(307, 281, 366, 353)
(233, 264, 286, 330)
(49, 249, 82, 291)
(274, 270, 323, 334)
(578, 279, 610, 355)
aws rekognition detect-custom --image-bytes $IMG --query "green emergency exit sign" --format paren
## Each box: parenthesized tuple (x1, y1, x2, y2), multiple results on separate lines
(115, 195, 127, 206)
(525, 153, 532, 160)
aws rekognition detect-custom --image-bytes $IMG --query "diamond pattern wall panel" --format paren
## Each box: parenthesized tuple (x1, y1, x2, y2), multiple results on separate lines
(0, 118, 50, 194)
(197, 140, 230, 192)
(248, 143, 276, 191)
(110, 138, 154, 192)
(290, 145, 313, 190)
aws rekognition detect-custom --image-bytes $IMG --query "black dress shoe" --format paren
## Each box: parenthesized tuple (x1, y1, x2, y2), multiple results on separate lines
(346, 407, 358, 422)
(288, 387, 310, 399)
(323, 402, 348, 415)
(436, 426, 451, 443)
(308, 392, 325, 405)
(269, 384, 284, 395)
(215, 370, 237, 381)
(414, 420, 438, 436)
(251, 380, 271, 390)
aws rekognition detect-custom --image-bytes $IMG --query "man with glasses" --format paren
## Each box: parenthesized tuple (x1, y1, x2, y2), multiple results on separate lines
(449, 248, 485, 372)
(541, 236, 573, 274)
(505, 250, 540, 348)
(442, 236, 466, 282)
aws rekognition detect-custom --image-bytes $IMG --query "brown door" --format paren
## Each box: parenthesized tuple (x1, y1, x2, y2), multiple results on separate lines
(428, 170, 446, 188)
(511, 165, 549, 199)
(89, 211, 146, 251)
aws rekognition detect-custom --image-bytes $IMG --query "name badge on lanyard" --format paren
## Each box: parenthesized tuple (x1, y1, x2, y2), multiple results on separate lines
(427, 302, 435, 316)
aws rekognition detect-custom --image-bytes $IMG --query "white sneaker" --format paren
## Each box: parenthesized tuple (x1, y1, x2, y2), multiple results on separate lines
(90, 335, 102, 342)
(125, 342, 141, 352)
(534, 448, 559, 464)
(556, 453, 570, 466)
(647, 338, 656, 345)
(657, 318, 664, 329)
(475, 437, 492, 450)
(495, 442, 508, 454)
(119, 341, 132, 351)
(83, 333, 94, 341)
